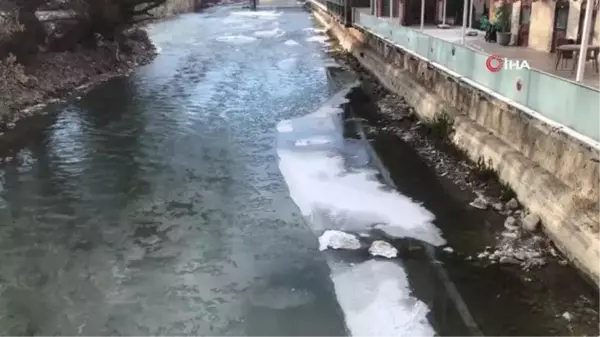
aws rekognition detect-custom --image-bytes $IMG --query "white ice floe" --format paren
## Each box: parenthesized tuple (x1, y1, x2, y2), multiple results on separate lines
(284, 39, 300, 46)
(277, 121, 294, 132)
(253, 28, 285, 38)
(277, 57, 297, 70)
(274, 72, 441, 337)
(324, 60, 342, 68)
(442, 246, 454, 253)
(306, 35, 329, 44)
(303, 27, 328, 34)
(369, 240, 398, 258)
(230, 10, 281, 19)
(277, 148, 445, 245)
(220, 15, 256, 30)
(215, 35, 257, 44)
(276, 83, 445, 246)
(329, 260, 436, 336)
(294, 136, 332, 147)
(318, 230, 361, 251)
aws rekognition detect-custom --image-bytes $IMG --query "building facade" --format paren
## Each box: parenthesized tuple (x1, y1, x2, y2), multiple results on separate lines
(369, 0, 599, 51)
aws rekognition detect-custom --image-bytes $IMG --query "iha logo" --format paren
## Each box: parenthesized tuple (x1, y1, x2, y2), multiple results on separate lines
(485, 55, 531, 72)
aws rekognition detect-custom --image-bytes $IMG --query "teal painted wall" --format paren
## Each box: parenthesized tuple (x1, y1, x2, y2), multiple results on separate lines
(354, 11, 600, 143)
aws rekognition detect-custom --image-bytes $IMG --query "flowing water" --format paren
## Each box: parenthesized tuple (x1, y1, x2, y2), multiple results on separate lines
(0, 5, 596, 337)
(0, 8, 351, 335)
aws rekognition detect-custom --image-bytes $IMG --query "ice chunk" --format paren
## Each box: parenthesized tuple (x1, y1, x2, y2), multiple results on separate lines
(318, 230, 361, 251)
(369, 240, 398, 258)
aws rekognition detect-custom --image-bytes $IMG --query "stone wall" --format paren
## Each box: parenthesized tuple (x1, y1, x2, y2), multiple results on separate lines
(149, 0, 197, 17)
(309, 3, 600, 285)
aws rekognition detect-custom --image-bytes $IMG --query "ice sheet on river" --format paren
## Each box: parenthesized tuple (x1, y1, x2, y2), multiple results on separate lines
(229, 10, 282, 19)
(318, 230, 361, 251)
(284, 39, 300, 46)
(276, 74, 441, 337)
(254, 28, 285, 38)
(276, 84, 445, 247)
(306, 35, 330, 44)
(330, 260, 436, 336)
(215, 35, 257, 44)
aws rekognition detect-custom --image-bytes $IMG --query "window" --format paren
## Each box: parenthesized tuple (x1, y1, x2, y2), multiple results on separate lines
(555, 5, 569, 30)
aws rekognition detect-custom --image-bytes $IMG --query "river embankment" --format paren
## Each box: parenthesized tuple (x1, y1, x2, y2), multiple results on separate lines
(0, 0, 204, 133)
(313, 9, 600, 336)
(0, 31, 156, 133)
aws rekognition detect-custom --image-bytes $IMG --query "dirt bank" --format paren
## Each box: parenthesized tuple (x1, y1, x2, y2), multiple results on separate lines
(0, 29, 157, 134)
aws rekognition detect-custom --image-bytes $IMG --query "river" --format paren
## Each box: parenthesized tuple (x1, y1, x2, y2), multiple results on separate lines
(0, 4, 596, 337)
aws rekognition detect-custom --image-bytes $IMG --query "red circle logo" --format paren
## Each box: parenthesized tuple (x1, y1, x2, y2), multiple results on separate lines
(486, 55, 503, 72)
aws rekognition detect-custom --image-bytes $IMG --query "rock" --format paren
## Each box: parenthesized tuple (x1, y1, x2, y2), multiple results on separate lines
(368, 240, 398, 258)
(513, 250, 541, 261)
(505, 198, 519, 210)
(492, 202, 504, 211)
(522, 213, 541, 232)
(469, 196, 488, 210)
(499, 256, 520, 264)
(501, 231, 518, 239)
(582, 307, 598, 315)
(504, 216, 519, 231)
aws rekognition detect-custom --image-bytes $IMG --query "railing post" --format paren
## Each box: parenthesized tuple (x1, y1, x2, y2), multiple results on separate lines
(461, 0, 468, 44)
(420, 0, 425, 30)
(575, 0, 594, 82)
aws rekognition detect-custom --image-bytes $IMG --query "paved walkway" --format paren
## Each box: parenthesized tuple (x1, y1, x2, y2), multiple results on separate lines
(422, 26, 600, 89)
(358, 10, 600, 89)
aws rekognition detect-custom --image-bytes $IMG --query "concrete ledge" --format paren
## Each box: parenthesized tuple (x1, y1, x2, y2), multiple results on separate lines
(310, 4, 600, 285)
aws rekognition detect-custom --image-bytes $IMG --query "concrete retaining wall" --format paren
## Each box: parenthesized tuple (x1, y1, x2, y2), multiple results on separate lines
(309, 3, 600, 285)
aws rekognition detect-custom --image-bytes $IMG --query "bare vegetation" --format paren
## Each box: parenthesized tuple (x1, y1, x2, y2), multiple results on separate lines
(0, 0, 165, 123)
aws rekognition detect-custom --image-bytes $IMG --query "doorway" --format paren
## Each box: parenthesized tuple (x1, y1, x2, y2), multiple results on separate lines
(404, 0, 438, 25)
(381, 0, 391, 17)
(550, 0, 569, 52)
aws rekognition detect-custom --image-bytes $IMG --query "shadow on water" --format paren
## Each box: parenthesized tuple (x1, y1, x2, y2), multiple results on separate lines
(343, 86, 599, 336)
